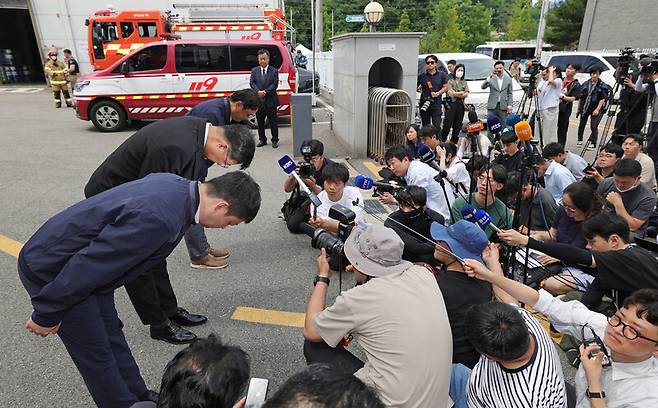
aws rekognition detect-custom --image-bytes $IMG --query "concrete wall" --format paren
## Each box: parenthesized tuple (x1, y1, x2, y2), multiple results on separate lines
(331, 32, 423, 157)
(579, 0, 658, 50)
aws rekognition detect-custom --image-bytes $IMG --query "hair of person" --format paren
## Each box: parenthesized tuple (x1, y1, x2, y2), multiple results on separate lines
(385, 145, 412, 163)
(230, 89, 262, 111)
(301, 139, 324, 156)
(487, 163, 508, 185)
(439, 141, 458, 159)
(396, 185, 427, 208)
(514, 57, 521, 62)
(567, 63, 581, 71)
(322, 162, 349, 183)
(464, 302, 531, 361)
(501, 130, 518, 144)
(622, 289, 658, 326)
(262, 364, 384, 408)
(562, 182, 603, 217)
(63, 49, 72, 54)
(425, 54, 438, 64)
(601, 142, 623, 158)
(466, 155, 490, 174)
(447, 59, 457, 66)
(453, 63, 466, 76)
(157, 334, 250, 408)
(405, 124, 421, 138)
(221, 124, 256, 169)
(589, 67, 602, 75)
(257, 48, 270, 57)
(541, 142, 565, 160)
(420, 125, 438, 139)
(504, 171, 528, 196)
(552, 65, 563, 78)
(623, 133, 644, 145)
(581, 212, 630, 243)
(494, 60, 505, 67)
(205, 172, 261, 223)
(613, 158, 642, 178)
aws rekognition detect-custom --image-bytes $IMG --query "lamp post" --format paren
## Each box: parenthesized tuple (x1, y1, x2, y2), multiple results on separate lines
(364, 1, 384, 33)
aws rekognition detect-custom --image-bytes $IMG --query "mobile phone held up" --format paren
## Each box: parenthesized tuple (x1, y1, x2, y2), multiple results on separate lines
(245, 378, 269, 408)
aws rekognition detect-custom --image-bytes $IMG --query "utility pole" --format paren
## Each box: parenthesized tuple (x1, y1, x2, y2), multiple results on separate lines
(535, 0, 550, 59)
(331, 10, 334, 38)
(315, 0, 323, 52)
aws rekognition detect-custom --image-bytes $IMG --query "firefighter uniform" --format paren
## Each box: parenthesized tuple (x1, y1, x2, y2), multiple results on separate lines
(44, 59, 72, 108)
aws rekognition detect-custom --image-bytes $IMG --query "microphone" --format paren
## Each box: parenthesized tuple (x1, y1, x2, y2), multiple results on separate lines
(278, 155, 322, 207)
(354, 175, 403, 191)
(514, 120, 533, 142)
(486, 114, 503, 135)
(475, 209, 502, 234)
(460, 204, 477, 223)
(466, 110, 484, 134)
(417, 144, 441, 172)
(506, 114, 521, 128)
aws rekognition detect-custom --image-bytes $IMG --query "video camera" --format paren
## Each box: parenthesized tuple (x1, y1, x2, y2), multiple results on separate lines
(300, 204, 356, 271)
(640, 58, 658, 76)
(372, 167, 406, 198)
(616, 47, 637, 78)
(298, 144, 315, 179)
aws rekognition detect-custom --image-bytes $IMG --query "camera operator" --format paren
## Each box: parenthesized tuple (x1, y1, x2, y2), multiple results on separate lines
(384, 186, 444, 264)
(535, 66, 563, 145)
(379, 145, 454, 223)
(309, 163, 366, 234)
(461, 249, 658, 408)
(611, 66, 649, 145)
(636, 57, 658, 178)
(417, 55, 449, 130)
(437, 141, 471, 198)
(558, 64, 582, 146)
(282, 140, 334, 233)
(303, 225, 452, 408)
(505, 171, 558, 233)
(583, 143, 623, 190)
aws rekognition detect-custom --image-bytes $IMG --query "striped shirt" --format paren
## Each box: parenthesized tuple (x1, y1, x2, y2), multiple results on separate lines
(467, 307, 567, 408)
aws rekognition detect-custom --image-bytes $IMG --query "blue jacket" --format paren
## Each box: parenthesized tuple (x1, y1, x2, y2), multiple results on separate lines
(250, 65, 280, 108)
(18, 174, 198, 327)
(187, 97, 231, 126)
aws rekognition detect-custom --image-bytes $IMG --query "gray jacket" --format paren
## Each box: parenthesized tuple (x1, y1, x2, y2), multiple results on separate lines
(481, 74, 514, 110)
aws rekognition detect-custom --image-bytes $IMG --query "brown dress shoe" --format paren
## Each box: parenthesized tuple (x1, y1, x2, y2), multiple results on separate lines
(208, 247, 230, 259)
(190, 255, 228, 269)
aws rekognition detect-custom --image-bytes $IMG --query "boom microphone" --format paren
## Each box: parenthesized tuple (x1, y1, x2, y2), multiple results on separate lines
(514, 121, 533, 142)
(278, 155, 322, 207)
(486, 114, 503, 135)
(475, 209, 502, 234)
(354, 175, 403, 191)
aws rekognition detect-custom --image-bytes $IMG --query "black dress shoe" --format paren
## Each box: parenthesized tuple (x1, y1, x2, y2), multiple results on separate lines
(257, 141, 267, 147)
(139, 390, 159, 403)
(150, 322, 197, 344)
(272, 141, 279, 148)
(169, 307, 208, 327)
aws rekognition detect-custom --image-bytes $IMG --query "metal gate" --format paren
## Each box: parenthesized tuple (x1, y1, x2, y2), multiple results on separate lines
(367, 87, 412, 163)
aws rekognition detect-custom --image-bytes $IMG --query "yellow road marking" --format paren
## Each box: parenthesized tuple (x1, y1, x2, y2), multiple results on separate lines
(363, 161, 382, 178)
(231, 306, 305, 328)
(0, 234, 22, 258)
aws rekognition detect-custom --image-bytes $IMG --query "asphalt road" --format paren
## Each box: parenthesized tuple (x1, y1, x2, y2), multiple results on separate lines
(0, 86, 584, 406)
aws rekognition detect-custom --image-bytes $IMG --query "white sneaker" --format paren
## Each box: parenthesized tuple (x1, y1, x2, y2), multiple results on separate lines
(576, 141, 583, 147)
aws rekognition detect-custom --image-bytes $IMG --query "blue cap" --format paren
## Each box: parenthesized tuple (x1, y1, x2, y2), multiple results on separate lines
(430, 220, 488, 261)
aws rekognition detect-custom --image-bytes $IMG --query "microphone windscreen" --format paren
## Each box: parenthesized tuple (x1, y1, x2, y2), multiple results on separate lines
(514, 121, 533, 141)
(278, 155, 297, 174)
(354, 175, 374, 190)
(461, 204, 477, 222)
(467, 110, 479, 123)
(506, 114, 521, 127)
(486, 114, 503, 134)
(475, 209, 493, 231)
(466, 121, 484, 133)
(417, 143, 436, 163)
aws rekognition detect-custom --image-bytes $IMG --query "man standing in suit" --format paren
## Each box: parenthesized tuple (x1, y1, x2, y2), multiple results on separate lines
(482, 60, 514, 127)
(250, 49, 280, 148)
(85, 116, 255, 345)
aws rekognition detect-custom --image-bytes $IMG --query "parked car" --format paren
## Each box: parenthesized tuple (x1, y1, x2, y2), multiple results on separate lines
(540, 51, 637, 90)
(297, 67, 320, 94)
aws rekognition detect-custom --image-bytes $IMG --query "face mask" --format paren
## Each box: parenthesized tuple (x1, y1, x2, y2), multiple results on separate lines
(49, 56, 57, 61)
(455, 69, 464, 79)
(615, 181, 639, 193)
(399, 207, 423, 219)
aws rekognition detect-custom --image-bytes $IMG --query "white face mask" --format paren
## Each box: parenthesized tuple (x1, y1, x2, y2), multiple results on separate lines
(455, 69, 464, 79)
(49, 55, 57, 61)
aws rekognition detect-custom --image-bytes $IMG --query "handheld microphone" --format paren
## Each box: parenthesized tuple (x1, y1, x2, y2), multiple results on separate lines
(417, 144, 441, 172)
(506, 114, 521, 128)
(475, 209, 502, 234)
(486, 114, 503, 135)
(514, 121, 533, 142)
(460, 204, 477, 223)
(278, 155, 322, 207)
(354, 175, 403, 191)
(466, 110, 484, 134)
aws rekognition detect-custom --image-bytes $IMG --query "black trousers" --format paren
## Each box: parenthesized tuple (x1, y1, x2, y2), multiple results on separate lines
(647, 121, 658, 178)
(303, 340, 364, 374)
(257, 105, 279, 143)
(557, 107, 572, 146)
(442, 101, 465, 143)
(611, 108, 647, 145)
(577, 111, 604, 145)
(124, 260, 178, 326)
(285, 199, 311, 233)
(420, 106, 443, 135)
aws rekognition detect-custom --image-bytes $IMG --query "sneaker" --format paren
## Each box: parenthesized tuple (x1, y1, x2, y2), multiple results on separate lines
(190, 255, 228, 269)
(576, 141, 583, 147)
(208, 247, 230, 259)
(587, 144, 597, 151)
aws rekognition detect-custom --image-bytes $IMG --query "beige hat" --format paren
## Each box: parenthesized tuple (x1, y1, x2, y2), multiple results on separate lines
(344, 225, 412, 277)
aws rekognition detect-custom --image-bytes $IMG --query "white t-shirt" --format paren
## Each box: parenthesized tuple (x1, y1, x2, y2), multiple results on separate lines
(446, 159, 470, 198)
(312, 186, 367, 227)
(404, 160, 454, 223)
(538, 78, 563, 110)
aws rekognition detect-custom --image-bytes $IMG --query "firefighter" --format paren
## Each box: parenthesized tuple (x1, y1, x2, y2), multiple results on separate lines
(44, 49, 72, 108)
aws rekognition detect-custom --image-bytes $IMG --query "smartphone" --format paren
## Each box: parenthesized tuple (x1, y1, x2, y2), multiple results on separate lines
(245, 378, 269, 408)
(584, 164, 594, 173)
(583, 337, 611, 367)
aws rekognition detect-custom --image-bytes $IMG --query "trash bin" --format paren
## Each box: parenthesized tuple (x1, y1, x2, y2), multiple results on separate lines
(367, 86, 412, 162)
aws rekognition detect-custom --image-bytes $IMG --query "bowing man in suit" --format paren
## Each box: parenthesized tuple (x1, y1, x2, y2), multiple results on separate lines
(250, 48, 280, 148)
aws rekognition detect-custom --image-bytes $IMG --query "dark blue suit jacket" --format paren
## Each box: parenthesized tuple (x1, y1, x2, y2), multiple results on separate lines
(18, 174, 198, 327)
(186, 97, 231, 126)
(250, 65, 279, 108)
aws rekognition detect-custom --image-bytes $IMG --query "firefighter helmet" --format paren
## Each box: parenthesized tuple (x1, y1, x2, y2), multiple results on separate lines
(47, 48, 58, 57)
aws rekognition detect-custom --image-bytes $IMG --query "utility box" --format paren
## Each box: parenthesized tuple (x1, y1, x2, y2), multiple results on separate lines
(290, 93, 313, 156)
(330, 32, 425, 158)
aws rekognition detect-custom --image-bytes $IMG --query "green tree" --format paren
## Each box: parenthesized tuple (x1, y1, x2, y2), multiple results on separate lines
(506, 0, 539, 40)
(457, 1, 493, 52)
(360, 21, 369, 32)
(322, 7, 332, 50)
(479, 0, 513, 32)
(545, 0, 587, 50)
(397, 9, 411, 32)
(421, 0, 464, 53)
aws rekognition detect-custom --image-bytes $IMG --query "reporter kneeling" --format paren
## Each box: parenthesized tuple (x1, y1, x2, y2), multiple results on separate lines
(303, 225, 452, 408)
(384, 185, 445, 264)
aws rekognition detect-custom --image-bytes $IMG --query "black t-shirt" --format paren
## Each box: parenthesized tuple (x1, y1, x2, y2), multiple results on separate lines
(311, 157, 334, 188)
(437, 269, 493, 369)
(494, 150, 523, 174)
(590, 246, 658, 304)
(67, 58, 79, 74)
(384, 208, 444, 264)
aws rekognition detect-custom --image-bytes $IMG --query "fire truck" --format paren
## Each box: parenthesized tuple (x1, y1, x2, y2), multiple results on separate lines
(86, 4, 290, 71)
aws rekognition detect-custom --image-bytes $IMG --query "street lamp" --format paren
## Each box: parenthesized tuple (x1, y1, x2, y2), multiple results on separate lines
(364, 1, 384, 32)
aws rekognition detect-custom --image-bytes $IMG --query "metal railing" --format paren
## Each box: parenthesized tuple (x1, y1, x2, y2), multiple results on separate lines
(368, 87, 412, 163)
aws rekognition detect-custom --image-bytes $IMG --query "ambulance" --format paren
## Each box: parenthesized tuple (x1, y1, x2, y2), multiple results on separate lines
(74, 38, 296, 132)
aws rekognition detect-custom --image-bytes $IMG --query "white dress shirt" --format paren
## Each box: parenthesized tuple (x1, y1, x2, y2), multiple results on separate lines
(544, 160, 576, 204)
(404, 160, 454, 223)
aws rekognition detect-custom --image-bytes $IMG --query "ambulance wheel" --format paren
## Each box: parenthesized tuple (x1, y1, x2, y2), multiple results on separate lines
(90, 100, 127, 132)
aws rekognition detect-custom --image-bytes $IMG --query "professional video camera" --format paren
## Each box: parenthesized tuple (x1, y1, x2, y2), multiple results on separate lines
(640, 58, 658, 76)
(617, 47, 636, 78)
(372, 167, 406, 198)
(300, 204, 356, 271)
(525, 59, 541, 92)
(298, 143, 315, 178)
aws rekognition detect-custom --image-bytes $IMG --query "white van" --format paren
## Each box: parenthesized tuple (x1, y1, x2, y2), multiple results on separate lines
(540, 51, 631, 90)
(417, 52, 525, 121)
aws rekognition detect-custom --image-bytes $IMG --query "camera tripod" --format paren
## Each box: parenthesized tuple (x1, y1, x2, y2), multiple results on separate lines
(517, 81, 545, 148)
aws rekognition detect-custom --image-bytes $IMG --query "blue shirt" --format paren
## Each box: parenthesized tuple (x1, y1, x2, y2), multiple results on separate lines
(18, 174, 198, 327)
(418, 70, 448, 107)
(544, 160, 576, 204)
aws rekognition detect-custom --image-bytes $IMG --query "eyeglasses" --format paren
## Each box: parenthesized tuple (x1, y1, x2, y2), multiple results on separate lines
(426, 61, 437, 65)
(559, 203, 578, 214)
(608, 314, 658, 343)
(219, 146, 232, 169)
